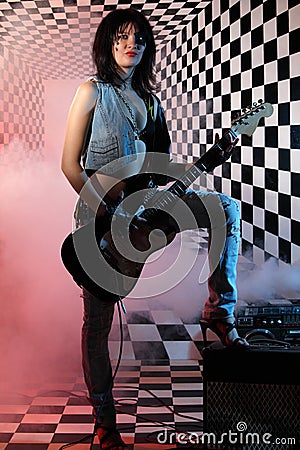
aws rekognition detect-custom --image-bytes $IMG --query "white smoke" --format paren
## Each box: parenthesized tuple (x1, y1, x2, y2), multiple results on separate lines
(237, 256, 300, 301)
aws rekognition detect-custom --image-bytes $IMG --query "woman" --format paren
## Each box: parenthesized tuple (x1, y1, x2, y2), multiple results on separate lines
(61, 7, 248, 449)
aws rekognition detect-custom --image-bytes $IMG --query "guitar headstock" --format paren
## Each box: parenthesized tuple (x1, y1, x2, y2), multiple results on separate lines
(231, 100, 274, 137)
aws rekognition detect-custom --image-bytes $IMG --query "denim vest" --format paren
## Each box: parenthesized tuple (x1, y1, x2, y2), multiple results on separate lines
(84, 79, 151, 172)
(75, 79, 171, 227)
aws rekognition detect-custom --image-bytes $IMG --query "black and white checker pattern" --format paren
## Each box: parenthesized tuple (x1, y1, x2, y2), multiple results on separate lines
(1, 0, 299, 262)
(1, 4, 300, 447)
(0, 0, 211, 80)
(158, 0, 300, 265)
(0, 45, 45, 165)
(0, 251, 299, 448)
(108, 252, 300, 363)
(0, 360, 203, 449)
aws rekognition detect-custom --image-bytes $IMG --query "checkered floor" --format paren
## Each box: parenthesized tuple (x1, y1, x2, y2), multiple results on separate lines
(0, 360, 204, 450)
(1, 236, 299, 449)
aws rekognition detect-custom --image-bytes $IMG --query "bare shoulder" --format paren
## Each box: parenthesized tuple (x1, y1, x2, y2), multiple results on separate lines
(74, 80, 98, 110)
(79, 80, 98, 95)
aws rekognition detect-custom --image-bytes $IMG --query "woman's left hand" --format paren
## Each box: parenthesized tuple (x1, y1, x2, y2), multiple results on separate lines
(214, 132, 239, 155)
(185, 132, 239, 173)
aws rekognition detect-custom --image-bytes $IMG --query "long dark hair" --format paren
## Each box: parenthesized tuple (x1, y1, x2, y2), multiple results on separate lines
(92, 8, 156, 97)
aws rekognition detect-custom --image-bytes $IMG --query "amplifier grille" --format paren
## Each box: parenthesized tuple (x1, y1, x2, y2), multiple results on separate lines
(205, 381, 300, 449)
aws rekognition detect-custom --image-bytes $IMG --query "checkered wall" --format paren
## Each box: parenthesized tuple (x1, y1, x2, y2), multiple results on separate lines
(0, 0, 209, 80)
(0, 0, 208, 164)
(0, 45, 45, 165)
(158, 0, 300, 265)
(1, 0, 299, 264)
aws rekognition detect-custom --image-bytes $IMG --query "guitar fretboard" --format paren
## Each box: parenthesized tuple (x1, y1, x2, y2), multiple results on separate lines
(143, 130, 237, 216)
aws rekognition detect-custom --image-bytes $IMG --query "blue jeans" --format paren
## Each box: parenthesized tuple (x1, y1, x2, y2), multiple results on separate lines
(81, 191, 240, 419)
(182, 190, 240, 319)
(81, 288, 117, 423)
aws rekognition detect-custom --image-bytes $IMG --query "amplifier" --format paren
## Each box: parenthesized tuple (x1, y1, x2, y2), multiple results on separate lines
(202, 343, 300, 450)
(236, 300, 300, 343)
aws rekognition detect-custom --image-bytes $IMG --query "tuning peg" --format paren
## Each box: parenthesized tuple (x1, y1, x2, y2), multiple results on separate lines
(253, 101, 257, 107)
(258, 99, 263, 103)
(242, 108, 247, 113)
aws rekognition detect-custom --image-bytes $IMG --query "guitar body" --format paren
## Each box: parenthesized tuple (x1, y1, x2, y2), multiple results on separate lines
(61, 209, 177, 300)
(61, 221, 118, 301)
(61, 101, 273, 302)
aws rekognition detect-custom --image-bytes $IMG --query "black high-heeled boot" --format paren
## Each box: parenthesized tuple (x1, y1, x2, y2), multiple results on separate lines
(96, 423, 128, 449)
(200, 317, 250, 349)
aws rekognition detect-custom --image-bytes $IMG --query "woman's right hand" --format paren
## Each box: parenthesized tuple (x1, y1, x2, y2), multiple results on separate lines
(95, 179, 126, 217)
(96, 202, 108, 217)
(106, 180, 126, 203)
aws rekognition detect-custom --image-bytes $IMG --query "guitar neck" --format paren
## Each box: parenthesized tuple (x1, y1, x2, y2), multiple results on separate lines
(152, 129, 238, 211)
(154, 101, 274, 210)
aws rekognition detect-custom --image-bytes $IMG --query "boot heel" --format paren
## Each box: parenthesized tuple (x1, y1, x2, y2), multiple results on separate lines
(199, 319, 209, 347)
(200, 317, 250, 349)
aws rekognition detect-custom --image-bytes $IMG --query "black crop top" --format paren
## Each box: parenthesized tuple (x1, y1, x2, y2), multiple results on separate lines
(124, 94, 171, 196)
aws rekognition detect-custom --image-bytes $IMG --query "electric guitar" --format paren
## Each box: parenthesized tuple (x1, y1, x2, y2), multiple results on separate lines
(61, 101, 273, 301)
